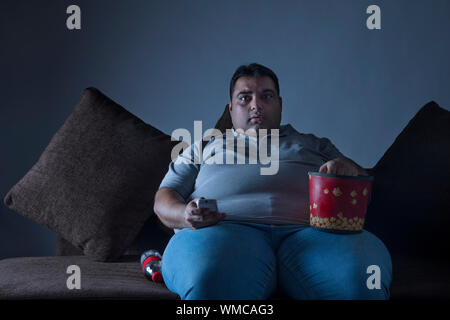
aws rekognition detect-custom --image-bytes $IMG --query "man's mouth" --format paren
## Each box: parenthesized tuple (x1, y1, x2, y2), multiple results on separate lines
(249, 114, 264, 122)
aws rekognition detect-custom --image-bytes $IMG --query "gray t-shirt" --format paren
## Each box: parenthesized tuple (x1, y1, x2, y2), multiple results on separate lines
(159, 124, 344, 231)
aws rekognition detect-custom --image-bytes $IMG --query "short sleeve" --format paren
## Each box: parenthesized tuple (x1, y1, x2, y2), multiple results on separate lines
(158, 141, 202, 201)
(318, 137, 345, 161)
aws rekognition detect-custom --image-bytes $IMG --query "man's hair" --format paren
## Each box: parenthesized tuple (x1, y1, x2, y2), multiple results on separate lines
(229, 63, 280, 100)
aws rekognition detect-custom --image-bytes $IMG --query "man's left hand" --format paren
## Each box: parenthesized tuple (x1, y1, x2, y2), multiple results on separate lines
(319, 157, 369, 176)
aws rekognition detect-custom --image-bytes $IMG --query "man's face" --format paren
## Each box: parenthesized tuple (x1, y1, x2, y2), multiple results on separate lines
(228, 76, 282, 133)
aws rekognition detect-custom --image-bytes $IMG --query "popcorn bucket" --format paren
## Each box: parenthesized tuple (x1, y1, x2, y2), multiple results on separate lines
(308, 172, 374, 233)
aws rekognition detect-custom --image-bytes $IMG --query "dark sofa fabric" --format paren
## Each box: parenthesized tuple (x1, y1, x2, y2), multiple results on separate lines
(389, 254, 450, 300)
(363, 101, 450, 300)
(4, 87, 177, 262)
(0, 254, 449, 300)
(364, 101, 450, 261)
(0, 255, 179, 300)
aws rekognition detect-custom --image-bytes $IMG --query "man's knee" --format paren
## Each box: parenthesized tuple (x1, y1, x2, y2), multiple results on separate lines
(278, 265, 390, 300)
(319, 234, 392, 300)
(182, 267, 275, 300)
(331, 265, 391, 299)
(324, 278, 390, 300)
(310, 251, 392, 300)
(163, 222, 277, 300)
(277, 228, 392, 300)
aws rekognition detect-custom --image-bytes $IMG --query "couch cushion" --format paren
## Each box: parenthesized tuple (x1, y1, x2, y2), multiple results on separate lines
(214, 104, 233, 132)
(55, 216, 173, 257)
(365, 101, 450, 259)
(0, 255, 179, 300)
(4, 87, 177, 261)
(1, 255, 447, 300)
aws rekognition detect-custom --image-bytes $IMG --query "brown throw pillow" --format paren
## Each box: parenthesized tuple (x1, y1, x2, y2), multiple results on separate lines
(365, 101, 450, 260)
(4, 87, 177, 261)
(214, 104, 233, 132)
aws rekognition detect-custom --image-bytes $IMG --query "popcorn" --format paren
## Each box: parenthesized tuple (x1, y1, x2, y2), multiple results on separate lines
(309, 210, 365, 232)
(333, 187, 342, 197)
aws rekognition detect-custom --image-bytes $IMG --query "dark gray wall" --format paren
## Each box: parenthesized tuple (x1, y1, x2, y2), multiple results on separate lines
(1, 0, 449, 258)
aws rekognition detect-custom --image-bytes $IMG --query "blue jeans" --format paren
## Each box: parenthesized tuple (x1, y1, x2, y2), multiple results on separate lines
(161, 221, 392, 300)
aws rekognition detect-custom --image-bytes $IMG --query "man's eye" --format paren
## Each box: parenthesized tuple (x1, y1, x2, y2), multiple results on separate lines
(263, 94, 273, 99)
(239, 96, 250, 102)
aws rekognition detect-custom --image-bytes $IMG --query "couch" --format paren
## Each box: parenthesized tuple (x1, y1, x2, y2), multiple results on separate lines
(1, 88, 449, 300)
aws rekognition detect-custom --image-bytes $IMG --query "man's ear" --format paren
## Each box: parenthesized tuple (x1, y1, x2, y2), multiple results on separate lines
(279, 96, 282, 112)
(228, 101, 232, 112)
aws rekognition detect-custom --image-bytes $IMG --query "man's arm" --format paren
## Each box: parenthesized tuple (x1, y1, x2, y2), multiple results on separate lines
(154, 187, 189, 229)
(154, 187, 226, 230)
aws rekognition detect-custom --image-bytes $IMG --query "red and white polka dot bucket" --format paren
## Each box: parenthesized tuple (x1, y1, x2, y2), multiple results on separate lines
(308, 172, 374, 233)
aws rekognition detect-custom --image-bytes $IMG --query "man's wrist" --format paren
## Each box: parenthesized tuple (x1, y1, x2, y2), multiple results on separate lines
(340, 157, 368, 176)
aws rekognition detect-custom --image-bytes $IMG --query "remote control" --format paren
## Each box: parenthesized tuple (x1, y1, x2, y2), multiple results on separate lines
(195, 199, 218, 212)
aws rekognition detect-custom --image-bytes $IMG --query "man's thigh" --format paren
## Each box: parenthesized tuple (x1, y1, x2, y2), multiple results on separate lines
(162, 221, 277, 300)
(277, 227, 393, 300)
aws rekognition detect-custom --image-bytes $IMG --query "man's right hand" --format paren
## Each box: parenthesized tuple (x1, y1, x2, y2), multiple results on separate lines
(184, 197, 226, 229)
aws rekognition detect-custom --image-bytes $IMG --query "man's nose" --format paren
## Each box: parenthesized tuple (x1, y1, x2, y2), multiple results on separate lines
(249, 96, 263, 112)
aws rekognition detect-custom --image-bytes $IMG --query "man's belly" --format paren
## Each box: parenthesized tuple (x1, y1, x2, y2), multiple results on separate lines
(190, 161, 320, 225)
